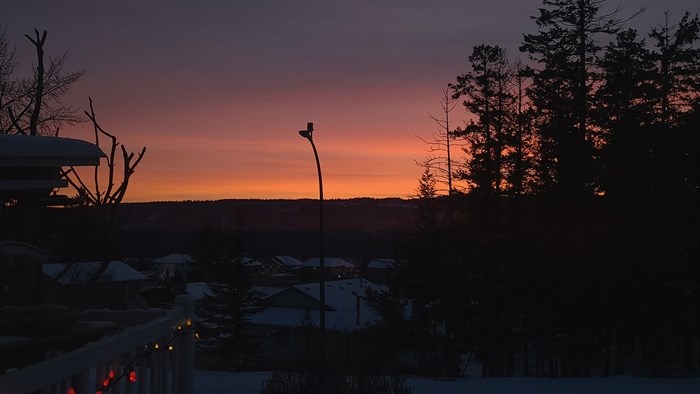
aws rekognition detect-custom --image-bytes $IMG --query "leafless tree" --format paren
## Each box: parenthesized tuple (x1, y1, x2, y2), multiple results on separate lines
(0, 27, 83, 135)
(60, 98, 146, 281)
(416, 88, 466, 195)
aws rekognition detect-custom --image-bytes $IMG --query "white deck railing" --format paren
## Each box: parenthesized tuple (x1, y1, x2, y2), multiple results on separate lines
(0, 295, 195, 394)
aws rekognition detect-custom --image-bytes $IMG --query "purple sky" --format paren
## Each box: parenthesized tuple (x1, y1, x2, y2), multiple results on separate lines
(3, 0, 698, 201)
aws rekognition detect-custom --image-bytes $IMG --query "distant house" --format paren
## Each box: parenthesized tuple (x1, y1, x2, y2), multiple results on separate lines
(242, 257, 264, 276)
(301, 257, 355, 280)
(42, 261, 147, 309)
(249, 278, 386, 369)
(253, 278, 384, 331)
(273, 255, 303, 270)
(153, 253, 193, 277)
(366, 258, 395, 284)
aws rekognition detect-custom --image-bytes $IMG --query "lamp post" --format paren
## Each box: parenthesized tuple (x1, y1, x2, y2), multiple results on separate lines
(298, 122, 325, 384)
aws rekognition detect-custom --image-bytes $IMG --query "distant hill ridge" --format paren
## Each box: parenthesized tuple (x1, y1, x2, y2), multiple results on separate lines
(114, 198, 416, 258)
(119, 197, 416, 232)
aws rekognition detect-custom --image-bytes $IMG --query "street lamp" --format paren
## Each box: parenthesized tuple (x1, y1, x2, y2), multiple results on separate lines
(298, 122, 326, 381)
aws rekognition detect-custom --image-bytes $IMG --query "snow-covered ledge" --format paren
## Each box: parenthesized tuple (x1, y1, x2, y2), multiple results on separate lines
(0, 296, 195, 394)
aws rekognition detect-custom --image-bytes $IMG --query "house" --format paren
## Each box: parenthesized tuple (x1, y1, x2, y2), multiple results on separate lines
(153, 252, 194, 277)
(1, 134, 106, 308)
(366, 258, 395, 284)
(42, 261, 147, 309)
(301, 257, 355, 280)
(249, 278, 386, 370)
(242, 257, 264, 276)
(273, 255, 303, 270)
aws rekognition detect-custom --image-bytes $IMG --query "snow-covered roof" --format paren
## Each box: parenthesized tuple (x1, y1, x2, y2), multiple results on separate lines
(186, 282, 214, 300)
(153, 253, 193, 264)
(242, 257, 263, 267)
(43, 261, 147, 284)
(274, 255, 303, 266)
(252, 286, 285, 298)
(302, 257, 354, 268)
(367, 258, 394, 269)
(0, 241, 49, 262)
(250, 278, 385, 332)
(0, 134, 105, 167)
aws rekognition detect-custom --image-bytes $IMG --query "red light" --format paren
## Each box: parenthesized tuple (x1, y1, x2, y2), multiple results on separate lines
(103, 378, 110, 387)
(108, 369, 115, 379)
(67, 388, 76, 394)
(129, 370, 137, 383)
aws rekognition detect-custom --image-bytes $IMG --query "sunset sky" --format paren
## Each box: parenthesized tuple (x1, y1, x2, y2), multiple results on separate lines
(3, 0, 698, 202)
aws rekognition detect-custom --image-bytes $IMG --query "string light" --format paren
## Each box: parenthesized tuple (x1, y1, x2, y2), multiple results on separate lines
(128, 368, 137, 383)
(94, 318, 195, 393)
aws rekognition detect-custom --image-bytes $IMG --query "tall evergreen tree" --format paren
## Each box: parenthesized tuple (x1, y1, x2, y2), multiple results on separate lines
(595, 28, 656, 200)
(648, 12, 700, 203)
(451, 44, 514, 196)
(649, 12, 700, 126)
(520, 0, 627, 198)
(504, 60, 538, 197)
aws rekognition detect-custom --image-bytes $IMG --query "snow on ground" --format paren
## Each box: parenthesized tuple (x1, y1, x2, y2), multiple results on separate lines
(194, 370, 700, 394)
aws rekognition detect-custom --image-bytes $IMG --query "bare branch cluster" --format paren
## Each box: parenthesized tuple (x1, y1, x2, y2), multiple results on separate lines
(62, 98, 146, 225)
(0, 26, 84, 136)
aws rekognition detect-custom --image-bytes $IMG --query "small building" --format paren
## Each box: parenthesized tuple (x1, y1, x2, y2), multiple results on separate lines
(153, 253, 194, 277)
(366, 258, 395, 284)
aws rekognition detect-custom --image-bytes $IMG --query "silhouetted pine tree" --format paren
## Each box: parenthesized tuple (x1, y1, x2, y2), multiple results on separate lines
(193, 223, 261, 371)
(520, 0, 629, 198)
(451, 44, 515, 197)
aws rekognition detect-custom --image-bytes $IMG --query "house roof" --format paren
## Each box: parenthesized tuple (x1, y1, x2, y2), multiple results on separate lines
(42, 261, 147, 284)
(250, 278, 385, 332)
(242, 257, 263, 267)
(252, 286, 285, 298)
(186, 282, 214, 300)
(273, 255, 303, 266)
(302, 257, 354, 268)
(0, 241, 50, 262)
(153, 253, 193, 264)
(367, 258, 394, 269)
(0, 134, 105, 167)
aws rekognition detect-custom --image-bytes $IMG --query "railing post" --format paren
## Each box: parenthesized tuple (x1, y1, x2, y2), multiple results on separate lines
(174, 295, 194, 394)
(71, 370, 89, 394)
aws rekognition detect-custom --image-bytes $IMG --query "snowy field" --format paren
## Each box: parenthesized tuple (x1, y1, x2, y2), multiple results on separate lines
(194, 370, 700, 394)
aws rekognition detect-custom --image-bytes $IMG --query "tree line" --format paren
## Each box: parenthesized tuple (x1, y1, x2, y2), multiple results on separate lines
(379, 0, 699, 378)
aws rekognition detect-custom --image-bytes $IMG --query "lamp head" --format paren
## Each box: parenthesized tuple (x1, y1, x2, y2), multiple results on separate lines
(299, 130, 311, 138)
(298, 122, 314, 139)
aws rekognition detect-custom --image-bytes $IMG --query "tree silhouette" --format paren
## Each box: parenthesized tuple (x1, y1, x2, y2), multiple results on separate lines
(0, 27, 83, 135)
